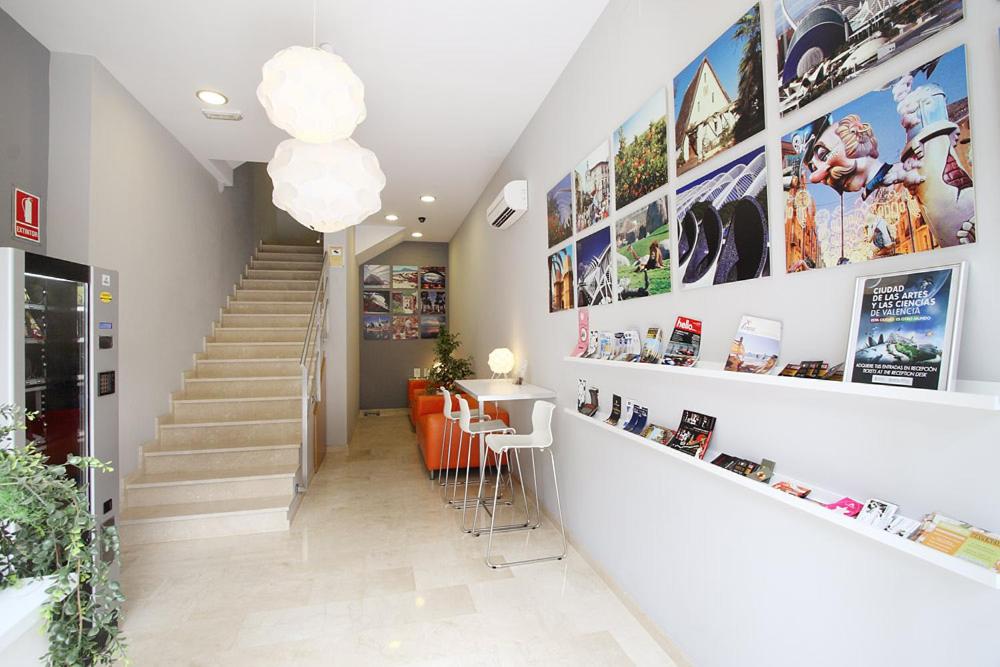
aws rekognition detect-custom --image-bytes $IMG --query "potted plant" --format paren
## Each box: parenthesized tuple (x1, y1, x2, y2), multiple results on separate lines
(425, 327, 474, 393)
(0, 404, 126, 665)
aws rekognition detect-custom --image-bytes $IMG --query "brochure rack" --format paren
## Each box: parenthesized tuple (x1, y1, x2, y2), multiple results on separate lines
(564, 408, 1000, 588)
(564, 357, 1000, 412)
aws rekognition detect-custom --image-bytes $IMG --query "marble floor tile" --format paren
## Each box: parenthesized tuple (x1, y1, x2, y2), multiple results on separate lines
(118, 414, 678, 665)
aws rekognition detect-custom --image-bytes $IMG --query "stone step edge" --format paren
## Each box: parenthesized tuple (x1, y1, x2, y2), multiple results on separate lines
(158, 416, 300, 429)
(126, 466, 298, 488)
(119, 496, 292, 525)
(143, 440, 300, 457)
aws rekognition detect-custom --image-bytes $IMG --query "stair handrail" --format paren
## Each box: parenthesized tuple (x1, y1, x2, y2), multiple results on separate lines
(299, 253, 329, 489)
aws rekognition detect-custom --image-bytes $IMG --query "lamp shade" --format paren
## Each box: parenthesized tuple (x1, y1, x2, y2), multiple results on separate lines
(267, 138, 386, 233)
(488, 348, 516, 375)
(257, 45, 366, 143)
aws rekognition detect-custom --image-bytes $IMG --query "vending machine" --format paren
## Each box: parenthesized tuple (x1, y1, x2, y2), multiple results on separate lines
(0, 248, 119, 547)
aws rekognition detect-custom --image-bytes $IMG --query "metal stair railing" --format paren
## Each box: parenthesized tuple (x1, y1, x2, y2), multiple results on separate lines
(298, 255, 330, 490)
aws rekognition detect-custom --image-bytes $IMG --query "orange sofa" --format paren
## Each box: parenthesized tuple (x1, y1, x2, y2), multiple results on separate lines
(407, 379, 430, 426)
(412, 392, 509, 474)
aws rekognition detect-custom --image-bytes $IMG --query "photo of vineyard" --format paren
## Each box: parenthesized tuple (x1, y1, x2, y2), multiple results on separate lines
(613, 89, 669, 211)
(547, 173, 574, 248)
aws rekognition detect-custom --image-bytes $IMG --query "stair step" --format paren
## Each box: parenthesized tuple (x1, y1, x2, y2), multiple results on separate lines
(157, 417, 300, 448)
(254, 252, 325, 263)
(181, 376, 302, 399)
(227, 301, 313, 315)
(251, 260, 324, 271)
(220, 313, 310, 328)
(210, 327, 307, 343)
(125, 465, 297, 507)
(143, 440, 300, 474)
(260, 243, 323, 255)
(246, 269, 321, 281)
(193, 358, 301, 378)
(234, 289, 315, 303)
(241, 279, 319, 291)
(170, 395, 301, 422)
(119, 496, 292, 545)
(201, 342, 302, 360)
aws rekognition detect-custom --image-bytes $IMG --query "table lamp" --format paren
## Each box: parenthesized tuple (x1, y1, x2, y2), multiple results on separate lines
(488, 347, 515, 379)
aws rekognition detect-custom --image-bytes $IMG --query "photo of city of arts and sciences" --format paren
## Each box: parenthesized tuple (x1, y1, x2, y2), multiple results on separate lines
(775, 0, 965, 115)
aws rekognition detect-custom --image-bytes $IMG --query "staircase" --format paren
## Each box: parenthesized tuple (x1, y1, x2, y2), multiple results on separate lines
(119, 242, 324, 545)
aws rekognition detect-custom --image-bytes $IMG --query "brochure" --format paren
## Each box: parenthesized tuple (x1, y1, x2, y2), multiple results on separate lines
(662, 316, 702, 367)
(845, 263, 965, 391)
(577, 379, 588, 412)
(597, 332, 614, 360)
(822, 497, 863, 518)
(581, 329, 600, 358)
(640, 423, 675, 445)
(615, 330, 643, 362)
(571, 308, 590, 356)
(604, 394, 622, 426)
(915, 513, 973, 555)
(772, 481, 811, 498)
(618, 399, 635, 429)
(666, 410, 716, 459)
(751, 459, 775, 483)
(856, 498, 898, 530)
(710, 454, 758, 477)
(885, 515, 921, 539)
(725, 315, 782, 374)
(640, 327, 663, 364)
(778, 364, 800, 377)
(821, 363, 845, 382)
(955, 529, 1000, 573)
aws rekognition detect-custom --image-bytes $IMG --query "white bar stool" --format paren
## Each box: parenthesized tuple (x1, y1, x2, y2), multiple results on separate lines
(475, 400, 567, 568)
(436, 387, 480, 504)
(455, 395, 514, 533)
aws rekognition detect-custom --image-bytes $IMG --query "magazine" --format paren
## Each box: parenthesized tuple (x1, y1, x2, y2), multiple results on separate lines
(725, 315, 782, 374)
(856, 498, 898, 530)
(615, 330, 643, 362)
(710, 453, 758, 477)
(751, 459, 775, 483)
(640, 423, 675, 445)
(795, 361, 828, 378)
(822, 497, 864, 518)
(666, 410, 716, 459)
(821, 363, 845, 382)
(618, 399, 635, 429)
(604, 394, 622, 426)
(597, 332, 614, 360)
(640, 328, 663, 364)
(572, 309, 590, 356)
(778, 364, 800, 377)
(624, 405, 648, 434)
(845, 263, 965, 391)
(772, 481, 811, 498)
(662, 317, 702, 367)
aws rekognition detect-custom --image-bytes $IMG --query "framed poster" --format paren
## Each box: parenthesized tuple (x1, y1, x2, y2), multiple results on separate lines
(845, 262, 965, 391)
(546, 174, 574, 248)
(392, 265, 418, 289)
(615, 196, 671, 300)
(548, 245, 575, 313)
(613, 89, 668, 210)
(573, 141, 611, 233)
(576, 226, 615, 307)
(362, 265, 391, 287)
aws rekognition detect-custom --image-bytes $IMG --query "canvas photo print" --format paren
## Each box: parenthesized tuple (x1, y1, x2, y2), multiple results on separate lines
(362, 264, 391, 287)
(419, 267, 446, 289)
(674, 4, 765, 176)
(392, 315, 420, 340)
(615, 196, 671, 300)
(391, 291, 417, 315)
(363, 314, 391, 340)
(420, 290, 446, 314)
(613, 90, 668, 211)
(573, 141, 611, 233)
(547, 174, 574, 248)
(362, 289, 390, 314)
(782, 46, 974, 274)
(548, 245, 575, 313)
(675, 146, 770, 290)
(391, 265, 418, 289)
(775, 0, 964, 116)
(420, 314, 446, 339)
(576, 226, 615, 307)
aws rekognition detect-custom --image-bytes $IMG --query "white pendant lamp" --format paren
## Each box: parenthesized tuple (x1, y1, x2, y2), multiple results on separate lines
(267, 138, 386, 233)
(256, 45, 366, 143)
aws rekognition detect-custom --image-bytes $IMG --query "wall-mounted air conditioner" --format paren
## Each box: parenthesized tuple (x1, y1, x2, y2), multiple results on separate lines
(487, 180, 528, 230)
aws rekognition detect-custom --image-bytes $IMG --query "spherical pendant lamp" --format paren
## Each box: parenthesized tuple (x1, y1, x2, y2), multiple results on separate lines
(267, 138, 386, 233)
(257, 45, 367, 143)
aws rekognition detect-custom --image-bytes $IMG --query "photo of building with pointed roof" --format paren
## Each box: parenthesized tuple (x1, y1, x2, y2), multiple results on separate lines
(675, 58, 737, 170)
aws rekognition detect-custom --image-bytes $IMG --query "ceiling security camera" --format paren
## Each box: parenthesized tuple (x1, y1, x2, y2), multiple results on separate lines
(418, 217, 427, 223)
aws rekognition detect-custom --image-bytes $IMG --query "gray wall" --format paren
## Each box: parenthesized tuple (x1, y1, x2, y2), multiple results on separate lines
(449, 1, 1000, 665)
(325, 228, 360, 446)
(0, 9, 49, 255)
(46, 53, 256, 478)
(360, 241, 448, 409)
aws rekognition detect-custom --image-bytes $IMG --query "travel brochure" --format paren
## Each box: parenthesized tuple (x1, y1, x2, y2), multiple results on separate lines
(362, 264, 447, 340)
(725, 315, 781, 374)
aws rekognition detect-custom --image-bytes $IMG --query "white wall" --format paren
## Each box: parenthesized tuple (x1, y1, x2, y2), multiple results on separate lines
(47, 54, 255, 479)
(449, 1, 1000, 664)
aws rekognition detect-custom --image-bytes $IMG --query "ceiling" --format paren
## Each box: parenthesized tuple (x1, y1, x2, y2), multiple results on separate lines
(1, 0, 609, 242)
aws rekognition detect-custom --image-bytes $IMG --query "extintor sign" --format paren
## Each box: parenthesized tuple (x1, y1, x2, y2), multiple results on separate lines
(12, 187, 41, 243)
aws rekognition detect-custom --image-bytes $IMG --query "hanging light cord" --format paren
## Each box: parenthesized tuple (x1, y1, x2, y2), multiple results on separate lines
(312, 0, 317, 48)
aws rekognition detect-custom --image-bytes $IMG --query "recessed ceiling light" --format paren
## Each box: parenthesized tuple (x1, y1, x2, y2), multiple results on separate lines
(196, 90, 228, 106)
(411, 232, 424, 238)
(385, 214, 399, 221)
(420, 195, 436, 203)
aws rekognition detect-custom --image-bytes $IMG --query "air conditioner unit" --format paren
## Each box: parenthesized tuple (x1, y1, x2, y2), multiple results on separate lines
(487, 180, 528, 230)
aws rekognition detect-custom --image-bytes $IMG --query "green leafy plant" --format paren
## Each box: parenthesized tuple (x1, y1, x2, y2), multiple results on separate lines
(426, 327, 474, 393)
(0, 403, 126, 665)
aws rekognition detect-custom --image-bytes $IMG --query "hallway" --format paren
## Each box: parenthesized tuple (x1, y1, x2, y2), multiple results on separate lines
(118, 414, 679, 665)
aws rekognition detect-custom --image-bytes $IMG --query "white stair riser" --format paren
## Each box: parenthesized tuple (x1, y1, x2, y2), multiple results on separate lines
(171, 398, 300, 423)
(235, 290, 315, 303)
(121, 509, 290, 545)
(158, 420, 301, 447)
(126, 476, 294, 507)
(220, 314, 310, 328)
(246, 269, 321, 280)
(194, 359, 301, 378)
(201, 344, 302, 360)
(181, 378, 302, 399)
(259, 244, 323, 255)
(227, 301, 313, 315)
(143, 447, 300, 475)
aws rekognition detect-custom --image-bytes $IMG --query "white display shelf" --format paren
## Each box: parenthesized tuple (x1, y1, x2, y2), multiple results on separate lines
(564, 408, 1000, 588)
(564, 356, 1000, 412)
